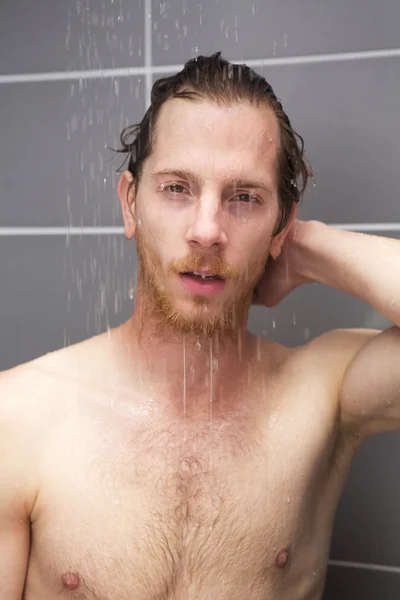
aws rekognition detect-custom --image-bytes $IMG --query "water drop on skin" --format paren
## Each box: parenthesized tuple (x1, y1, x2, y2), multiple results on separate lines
(195, 338, 201, 351)
(256, 336, 261, 361)
(183, 336, 187, 426)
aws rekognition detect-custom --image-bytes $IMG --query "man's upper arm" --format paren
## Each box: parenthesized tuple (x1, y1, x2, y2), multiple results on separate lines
(335, 326, 400, 438)
(0, 370, 39, 598)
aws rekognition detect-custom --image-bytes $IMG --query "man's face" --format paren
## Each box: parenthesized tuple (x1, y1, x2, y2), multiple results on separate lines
(131, 99, 283, 337)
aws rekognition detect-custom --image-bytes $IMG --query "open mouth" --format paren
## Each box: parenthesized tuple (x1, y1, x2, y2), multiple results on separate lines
(182, 271, 224, 281)
(179, 271, 226, 295)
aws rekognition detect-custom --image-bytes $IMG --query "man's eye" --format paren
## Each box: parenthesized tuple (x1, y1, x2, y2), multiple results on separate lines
(235, 193, 258, 203)
(164, 184, 187, 194)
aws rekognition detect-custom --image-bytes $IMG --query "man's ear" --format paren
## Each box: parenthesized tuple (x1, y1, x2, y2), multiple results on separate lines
(117, 171, 137, 239)
(269, 202, 297, 260)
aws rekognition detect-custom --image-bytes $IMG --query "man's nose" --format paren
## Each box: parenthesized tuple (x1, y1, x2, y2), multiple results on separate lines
(185, 199, 228, 249)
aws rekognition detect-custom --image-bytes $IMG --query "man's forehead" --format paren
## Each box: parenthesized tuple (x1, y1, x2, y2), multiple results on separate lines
(155, 97, 279, 138)
(147, 99, 279, 187)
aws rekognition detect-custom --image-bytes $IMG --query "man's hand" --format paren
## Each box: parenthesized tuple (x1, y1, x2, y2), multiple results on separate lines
(252, 219, 313, 307)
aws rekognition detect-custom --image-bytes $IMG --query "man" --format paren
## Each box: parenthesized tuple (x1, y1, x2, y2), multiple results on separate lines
(1, 51, 399, 600)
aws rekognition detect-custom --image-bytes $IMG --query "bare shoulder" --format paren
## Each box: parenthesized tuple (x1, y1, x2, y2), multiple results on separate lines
(306, 327, 382, 366)
(0, 363, 51, 517)
(0, 337, 103, 510)
(0, 355, 67, 442)
(259, 327, 380, 373)
(299, 328, 382, 429)
(264, 327, 381, 414)
(288, 327, 382, 389)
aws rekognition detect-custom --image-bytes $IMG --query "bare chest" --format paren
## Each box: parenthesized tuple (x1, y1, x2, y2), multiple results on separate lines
(27, 400, 339, 600)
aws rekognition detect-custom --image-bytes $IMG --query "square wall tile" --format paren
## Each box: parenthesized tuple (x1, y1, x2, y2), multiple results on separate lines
(0, 0, 145, 75)
(152, 0, 400, 66)
(323, 564, 400, 600)
(0, 234, 137, 370)
(0, 76, 145, 226)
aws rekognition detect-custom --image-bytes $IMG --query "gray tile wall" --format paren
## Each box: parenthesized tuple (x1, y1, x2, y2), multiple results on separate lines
(1, 1, 399, 597)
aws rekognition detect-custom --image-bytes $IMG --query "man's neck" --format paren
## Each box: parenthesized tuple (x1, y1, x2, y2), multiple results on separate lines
(112, 304, 260, 418)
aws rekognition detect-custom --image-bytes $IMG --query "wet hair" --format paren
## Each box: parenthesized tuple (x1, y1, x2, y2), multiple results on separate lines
(115, 51, 313, 235)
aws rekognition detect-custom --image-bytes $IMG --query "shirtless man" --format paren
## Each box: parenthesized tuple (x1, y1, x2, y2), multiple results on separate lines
(1, 51, 400, 600)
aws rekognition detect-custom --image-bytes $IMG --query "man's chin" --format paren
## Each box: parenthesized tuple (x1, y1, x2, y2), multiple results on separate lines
(160, 305, 225, 337)
(154, 297, 244, 339)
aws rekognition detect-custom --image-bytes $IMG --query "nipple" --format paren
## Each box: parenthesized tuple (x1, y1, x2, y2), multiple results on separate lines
(61, 572, 82, 590)
(275, 546, 291, 569)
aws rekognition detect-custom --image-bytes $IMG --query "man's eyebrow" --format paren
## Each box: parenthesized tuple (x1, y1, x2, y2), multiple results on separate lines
(231, 177, 273, 194)
(151, 169, 273, 193)
(151, 169, 202, 185)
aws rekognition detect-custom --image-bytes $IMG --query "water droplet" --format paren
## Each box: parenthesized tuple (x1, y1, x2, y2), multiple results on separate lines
(287, 496, 291, 503)
(129, 286, 134, 300)
(268, 414, 277, 429)
(256, 336, 262, 361)
(195, 338, 201, 351)
(292, 313, 296, 325)
(272, 320, 276, 330)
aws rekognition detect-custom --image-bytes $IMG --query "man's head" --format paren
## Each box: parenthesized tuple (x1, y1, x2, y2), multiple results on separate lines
(117, 52, 312, 339)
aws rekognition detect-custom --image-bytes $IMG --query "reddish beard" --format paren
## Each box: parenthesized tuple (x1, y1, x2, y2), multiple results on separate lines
(135, 228, 270, 339)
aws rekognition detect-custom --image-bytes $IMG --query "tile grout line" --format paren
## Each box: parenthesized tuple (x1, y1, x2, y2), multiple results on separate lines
(144, 0, 152, 106)
(0, 223, 399, 236)
(328, 559, 400, 575)
(1, 48, 400, 84)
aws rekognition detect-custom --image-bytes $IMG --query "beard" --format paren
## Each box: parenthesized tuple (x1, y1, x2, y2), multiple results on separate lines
(135, 227, 270, 339)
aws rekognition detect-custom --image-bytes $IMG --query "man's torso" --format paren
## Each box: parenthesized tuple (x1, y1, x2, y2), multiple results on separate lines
(10, 331, 363, 600)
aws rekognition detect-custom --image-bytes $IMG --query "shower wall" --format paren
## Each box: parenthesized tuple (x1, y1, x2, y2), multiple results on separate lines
(1, 1, 400, 597)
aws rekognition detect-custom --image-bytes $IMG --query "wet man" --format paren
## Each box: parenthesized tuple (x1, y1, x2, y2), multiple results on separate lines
(1, 52, 400, 599)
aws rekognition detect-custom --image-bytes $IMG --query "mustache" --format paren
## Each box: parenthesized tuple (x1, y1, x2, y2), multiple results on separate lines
(167, 255, 240, 280)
